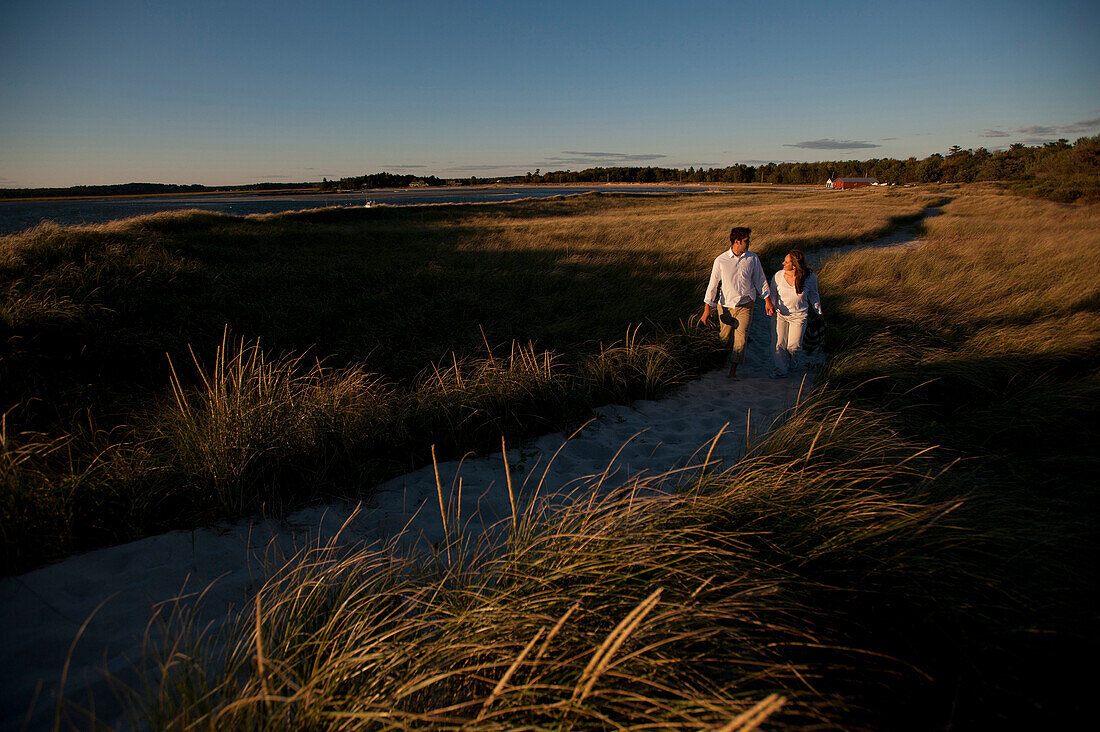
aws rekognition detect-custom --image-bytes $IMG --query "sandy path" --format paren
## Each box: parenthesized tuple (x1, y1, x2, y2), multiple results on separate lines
(0, 213, 933, 730)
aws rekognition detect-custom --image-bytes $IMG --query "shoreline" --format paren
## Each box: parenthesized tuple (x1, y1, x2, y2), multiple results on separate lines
(0, 181, 818, 204)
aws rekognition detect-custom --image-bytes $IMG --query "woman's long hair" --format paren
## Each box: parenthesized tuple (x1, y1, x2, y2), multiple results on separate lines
(788, 249, 811, 294)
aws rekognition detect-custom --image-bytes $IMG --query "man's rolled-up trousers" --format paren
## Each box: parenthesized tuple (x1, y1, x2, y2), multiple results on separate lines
(717, 302, 754, 365)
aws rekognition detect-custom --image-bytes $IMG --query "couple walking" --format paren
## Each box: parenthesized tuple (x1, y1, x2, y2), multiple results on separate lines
(700, 226, 823, 380)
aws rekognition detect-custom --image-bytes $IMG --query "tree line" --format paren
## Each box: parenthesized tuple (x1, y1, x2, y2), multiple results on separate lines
(318, 172, 444, 191)
(5, 136, 1095, 203)
(514, 136, 1098, 202)
(0, 181, 311, 200)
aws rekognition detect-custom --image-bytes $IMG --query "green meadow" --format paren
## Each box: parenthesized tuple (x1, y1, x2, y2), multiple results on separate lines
(2, 186, 1097, 728)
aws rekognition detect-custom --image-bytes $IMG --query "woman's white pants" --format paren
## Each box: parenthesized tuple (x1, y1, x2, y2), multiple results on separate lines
(774, 314, 807, 375)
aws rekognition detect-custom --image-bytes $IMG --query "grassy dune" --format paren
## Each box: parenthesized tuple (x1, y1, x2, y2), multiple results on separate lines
(53, 186, 1097, 730)
(109, 400, 959, 730)
(820, 187, 1100, 507)
(9, 185, 1096, 727)
(0, 188, 940, 571)
(812, 188, 1100, 725)
(1, 190, 935, 407)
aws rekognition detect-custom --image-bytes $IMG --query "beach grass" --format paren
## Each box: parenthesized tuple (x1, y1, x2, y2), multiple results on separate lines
(811, 187, 1100, 725)
(819, 188, 1100, 474)
(83, 397, 964, 731)
(0, 188, 941, 571)
(1, 189, 938, 406)
(9, 184, 1097, 728)
(103, 185, 1098, 730)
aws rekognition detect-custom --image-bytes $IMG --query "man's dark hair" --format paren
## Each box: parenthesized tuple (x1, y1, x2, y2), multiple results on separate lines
(729, 226, 752, 244)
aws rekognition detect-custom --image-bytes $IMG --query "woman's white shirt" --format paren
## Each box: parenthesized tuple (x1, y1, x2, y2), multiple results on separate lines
(771, 272, 823, 318)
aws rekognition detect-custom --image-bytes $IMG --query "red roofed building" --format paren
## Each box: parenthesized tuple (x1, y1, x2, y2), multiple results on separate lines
(830, 177, 878, 189)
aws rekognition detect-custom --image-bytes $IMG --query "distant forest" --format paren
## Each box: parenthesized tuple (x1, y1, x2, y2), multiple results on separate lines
(511, 135, 1099, 203)
(0, 181, 311, 200)
(316, 172, 444, 192)
(4, 136, 1096, 203)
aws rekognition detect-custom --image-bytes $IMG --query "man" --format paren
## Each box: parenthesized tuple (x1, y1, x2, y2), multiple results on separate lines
(701, 226, 775, 379)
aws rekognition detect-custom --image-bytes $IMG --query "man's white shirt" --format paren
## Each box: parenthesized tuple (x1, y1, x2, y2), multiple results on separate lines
(704, 250, 771, 308)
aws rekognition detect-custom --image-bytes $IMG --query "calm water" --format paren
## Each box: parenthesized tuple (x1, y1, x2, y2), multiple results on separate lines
(0, 186, 716, 235)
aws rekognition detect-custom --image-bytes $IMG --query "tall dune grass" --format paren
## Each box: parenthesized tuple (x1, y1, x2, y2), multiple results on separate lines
(1, 188, 942, 570)
(161, 329, 396, 514)
(0, 323, 713, 571)
(85, 397, 965, 731)
(812, 188, 1099, 725)
(12, 186, 1097, 728)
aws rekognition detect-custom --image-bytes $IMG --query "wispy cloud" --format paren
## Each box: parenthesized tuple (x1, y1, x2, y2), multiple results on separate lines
(783, 139, 880, 150)
(1058, 117, 1100, 134)
(1017, 125, 1057, 135)
(559, 150, 666, 160)
(980, 129, 1011, 138)
(544, 151, 668, 166)
(1017, 137, 1058, 146)
(448, 163, 527, 172)
(1014, 117, 1100, 137)
(880, 137, 898, 141)
(446, 151, 669, 173)
(381, 164, 427, 169)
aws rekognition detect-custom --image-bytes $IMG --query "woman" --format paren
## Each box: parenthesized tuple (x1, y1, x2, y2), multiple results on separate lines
(769, 250, 823, 378)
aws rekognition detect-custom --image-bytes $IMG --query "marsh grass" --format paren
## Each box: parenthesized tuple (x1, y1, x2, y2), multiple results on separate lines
(818, 189, 1100, 457)
(160, 329, 397, 514)
(1, 188, 941, 570)
(12, 186, 1097, 728)
(0, 322, 715, 571)
(83, 397, 966, 731)
(0, 189, 940, 412)
(813, 188, 1099, 725)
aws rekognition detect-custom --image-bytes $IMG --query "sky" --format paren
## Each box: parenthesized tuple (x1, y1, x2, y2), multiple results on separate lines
(1, 0, 1098, 187)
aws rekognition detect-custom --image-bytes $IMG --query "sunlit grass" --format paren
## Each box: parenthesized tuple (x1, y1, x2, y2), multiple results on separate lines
(8, 185, 1097, 728)
(809, 187, 1099, 725)
(88, 397, 963, 731)
(0, 188, 942, 570)
(161, 329, 397, 514)
(818, 188, 1100, 453)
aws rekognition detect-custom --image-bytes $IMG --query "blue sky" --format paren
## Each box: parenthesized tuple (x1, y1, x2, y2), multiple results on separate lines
(1, 0, 1097, 187)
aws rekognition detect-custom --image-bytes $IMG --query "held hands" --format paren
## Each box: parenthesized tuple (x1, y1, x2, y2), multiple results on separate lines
(765, 298, 775, 317)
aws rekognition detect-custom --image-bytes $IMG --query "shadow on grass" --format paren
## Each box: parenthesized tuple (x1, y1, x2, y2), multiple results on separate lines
(2, 220, 703, 424)
(808, 305, 1099, 730)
